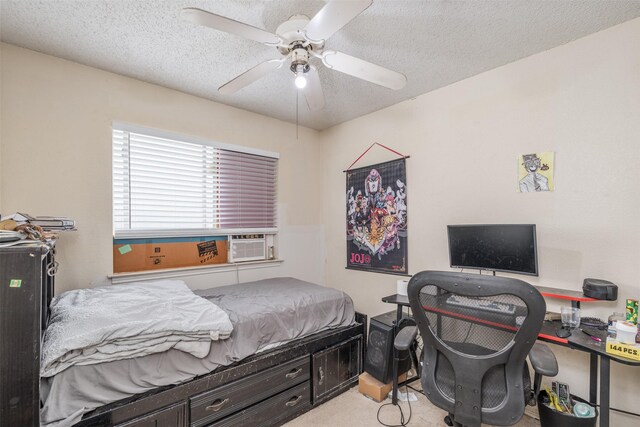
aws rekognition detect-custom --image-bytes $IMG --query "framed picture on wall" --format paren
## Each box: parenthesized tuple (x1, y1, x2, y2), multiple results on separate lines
(346, 158, 408, 274)
(518, 151, 555, 192)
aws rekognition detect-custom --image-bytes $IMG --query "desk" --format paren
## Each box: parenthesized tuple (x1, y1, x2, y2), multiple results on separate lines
(563, 325, 640, 427)
(382, 293, 640, 427)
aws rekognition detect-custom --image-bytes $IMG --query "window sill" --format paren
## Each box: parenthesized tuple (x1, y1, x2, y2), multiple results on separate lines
(109, 259, 284, 284)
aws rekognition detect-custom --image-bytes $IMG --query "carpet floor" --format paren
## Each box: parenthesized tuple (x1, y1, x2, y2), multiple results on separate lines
(284, 382, 541, 427)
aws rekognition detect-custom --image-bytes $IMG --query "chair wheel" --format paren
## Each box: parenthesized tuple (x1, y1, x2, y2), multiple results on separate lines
(444, 415, 454, 426)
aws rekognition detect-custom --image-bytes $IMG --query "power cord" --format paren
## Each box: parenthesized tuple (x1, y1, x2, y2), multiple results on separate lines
(376, 381, 413, 427)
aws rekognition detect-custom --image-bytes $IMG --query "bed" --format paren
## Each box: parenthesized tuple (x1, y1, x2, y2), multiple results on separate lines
(39, 277, 365, 427)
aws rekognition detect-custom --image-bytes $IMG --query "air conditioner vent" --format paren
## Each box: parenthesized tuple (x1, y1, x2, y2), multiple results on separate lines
(228, 234, 267, 263)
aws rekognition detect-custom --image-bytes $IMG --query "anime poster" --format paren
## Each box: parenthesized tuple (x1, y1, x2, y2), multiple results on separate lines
(346, 159, 407, 274)
(518, 152, 555, 192)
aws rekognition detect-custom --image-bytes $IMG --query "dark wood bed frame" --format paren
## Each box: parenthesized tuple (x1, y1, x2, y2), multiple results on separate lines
(0, 244, 367, 427)
(77, 313, 366, 427)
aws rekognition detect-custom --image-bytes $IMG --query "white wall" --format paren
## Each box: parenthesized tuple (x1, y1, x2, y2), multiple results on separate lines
(0, 43, 325, 293)
(320, 17, 640, 424)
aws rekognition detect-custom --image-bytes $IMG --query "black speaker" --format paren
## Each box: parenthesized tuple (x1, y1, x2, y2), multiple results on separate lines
(364, 311, 413, 384)
(583, 278, 618, 301)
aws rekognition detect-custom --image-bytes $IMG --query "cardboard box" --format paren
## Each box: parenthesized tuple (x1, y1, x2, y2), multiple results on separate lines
(113, 236, 228, 273)
(358, 372, 407, 402)
(606, 337, 640, 361)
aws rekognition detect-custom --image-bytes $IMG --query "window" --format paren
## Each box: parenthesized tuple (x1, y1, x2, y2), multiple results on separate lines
(112, 124, 278, 238)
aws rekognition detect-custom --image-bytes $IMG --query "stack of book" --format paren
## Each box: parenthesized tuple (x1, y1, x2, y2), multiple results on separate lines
(0, 213, 76, 232)
(29, 216, 76, 231)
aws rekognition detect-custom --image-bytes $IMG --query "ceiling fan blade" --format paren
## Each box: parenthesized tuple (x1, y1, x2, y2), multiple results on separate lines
(181, 8, 281, 46)
(303, 66, 325, 111)
(321, 50, 407, 90)
(219, 59, 285, 94)
(304, 0, 372, 43)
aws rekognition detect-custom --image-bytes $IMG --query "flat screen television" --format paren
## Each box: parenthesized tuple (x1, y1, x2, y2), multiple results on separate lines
(447, 224, 538, 276)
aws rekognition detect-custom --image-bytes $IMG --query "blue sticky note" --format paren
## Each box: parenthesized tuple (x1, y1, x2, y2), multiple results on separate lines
(118, 244, 132, 255)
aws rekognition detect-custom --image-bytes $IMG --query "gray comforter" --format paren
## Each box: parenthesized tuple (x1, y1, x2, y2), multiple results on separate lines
(41, 280, 233, 377)
(40, 277, 355, 426)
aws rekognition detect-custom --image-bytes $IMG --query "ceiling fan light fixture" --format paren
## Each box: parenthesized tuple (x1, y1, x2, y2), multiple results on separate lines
(293, 64, 307, 89)
(294, 74, 307, 89)
(184, 0, 404, 104)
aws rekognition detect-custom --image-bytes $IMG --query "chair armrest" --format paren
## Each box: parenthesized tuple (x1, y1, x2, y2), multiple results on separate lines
(394, 325, 418, 351)
(529, 343, 558, 377)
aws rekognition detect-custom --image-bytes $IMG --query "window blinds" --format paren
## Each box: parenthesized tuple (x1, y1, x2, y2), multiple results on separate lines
(113, 128, 277, 235)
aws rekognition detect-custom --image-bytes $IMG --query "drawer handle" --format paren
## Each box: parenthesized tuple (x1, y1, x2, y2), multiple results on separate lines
(285, 395, 302, 407)
(318, 366, 324, 385)
(285, 368, 302, 379)
(205, 398, 230, 412)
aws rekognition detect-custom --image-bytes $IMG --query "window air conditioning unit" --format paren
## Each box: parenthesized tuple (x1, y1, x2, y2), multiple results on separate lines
(228, 234, 267, 263)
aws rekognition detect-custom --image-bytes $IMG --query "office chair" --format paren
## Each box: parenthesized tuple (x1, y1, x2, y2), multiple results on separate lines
(394, 271, 558, 427)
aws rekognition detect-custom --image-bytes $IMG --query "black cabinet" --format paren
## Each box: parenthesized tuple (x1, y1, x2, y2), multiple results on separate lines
(312, 336, 362, 404)
(0, 244, 55, 427)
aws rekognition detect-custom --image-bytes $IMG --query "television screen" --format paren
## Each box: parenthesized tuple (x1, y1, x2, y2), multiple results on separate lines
(447, 224, 538, 276)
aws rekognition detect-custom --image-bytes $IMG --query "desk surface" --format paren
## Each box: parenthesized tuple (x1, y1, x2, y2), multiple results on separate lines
(535, 286, 598, 303)
(382, 294, 409, 306)
(384, 285, 598, 304)
(382, 293, 640, 366)
(565, 325, 640, 366)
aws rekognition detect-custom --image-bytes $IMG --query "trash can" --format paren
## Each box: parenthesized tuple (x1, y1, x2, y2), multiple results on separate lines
(538, 393, 598, 427)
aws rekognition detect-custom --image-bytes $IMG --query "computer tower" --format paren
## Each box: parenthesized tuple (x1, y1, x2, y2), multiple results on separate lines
(364, 310, 413, 384)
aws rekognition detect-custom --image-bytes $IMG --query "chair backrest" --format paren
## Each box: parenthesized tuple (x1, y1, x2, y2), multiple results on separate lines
(408, 271, 545, 427)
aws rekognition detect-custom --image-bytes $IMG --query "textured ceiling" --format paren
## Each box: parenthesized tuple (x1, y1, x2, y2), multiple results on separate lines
(1, 1, 639, 130)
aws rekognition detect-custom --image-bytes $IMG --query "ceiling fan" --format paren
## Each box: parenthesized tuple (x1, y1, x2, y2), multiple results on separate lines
(181, 0, 407, 111)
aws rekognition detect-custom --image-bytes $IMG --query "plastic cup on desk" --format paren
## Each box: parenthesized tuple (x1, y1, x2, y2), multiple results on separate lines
(561, 307, 581, 329)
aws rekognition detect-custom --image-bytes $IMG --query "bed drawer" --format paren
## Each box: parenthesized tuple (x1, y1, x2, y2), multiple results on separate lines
(206, 381, 311, 427)
(115, 402, 187, 427)
(190, 355, 309, 427)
